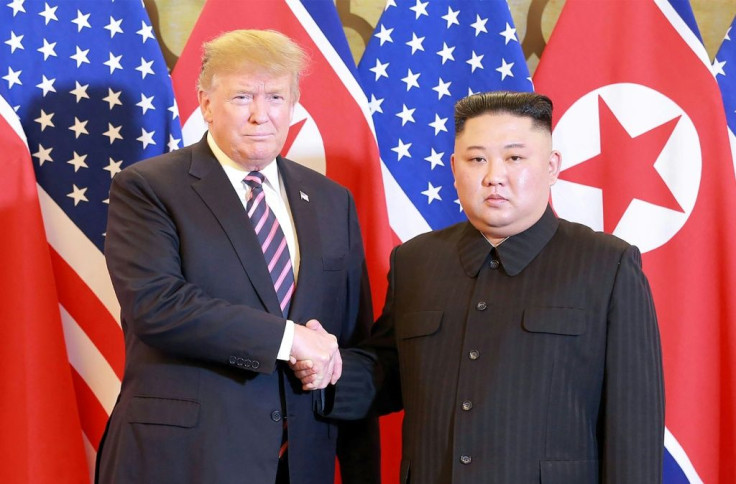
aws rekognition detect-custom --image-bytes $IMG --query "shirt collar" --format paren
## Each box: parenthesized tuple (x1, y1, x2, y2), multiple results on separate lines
(207, 132, 280, 190)
(458, 205, 559, 277)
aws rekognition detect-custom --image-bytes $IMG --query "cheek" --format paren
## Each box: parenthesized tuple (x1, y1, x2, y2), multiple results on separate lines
(272, 106, 292, 124)
(454, 174, 476, 198)
(512, 168, 540, 190)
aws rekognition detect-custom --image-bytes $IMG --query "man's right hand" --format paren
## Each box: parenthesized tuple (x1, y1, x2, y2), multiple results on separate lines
(289, 320, 342, 390)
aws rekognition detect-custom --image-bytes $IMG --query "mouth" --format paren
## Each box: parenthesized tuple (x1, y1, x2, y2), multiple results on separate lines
(485, 194, 508, 206)
(246, 133, 274, 140)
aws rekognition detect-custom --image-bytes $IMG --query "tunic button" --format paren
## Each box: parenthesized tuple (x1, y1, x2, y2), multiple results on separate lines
(476, 301, 487, 311)
(469, 350, 480, 360)
(271, 410, 282, 422)
(489, 259, 500, 269)
(460, 455, 472, 465)
(461, 400, 473, 411)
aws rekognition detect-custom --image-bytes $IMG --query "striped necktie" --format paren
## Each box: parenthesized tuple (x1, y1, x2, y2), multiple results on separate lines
(243, 171, 295, 317)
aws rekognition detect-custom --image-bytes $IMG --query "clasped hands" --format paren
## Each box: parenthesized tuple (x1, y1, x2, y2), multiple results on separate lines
(289, 320, 341, 390)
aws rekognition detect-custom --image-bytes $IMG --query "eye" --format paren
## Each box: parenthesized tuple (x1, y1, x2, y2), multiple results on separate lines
(470, 156, 486, 163)
(508, 155, 523, 162)
(230, 94, 252, 105)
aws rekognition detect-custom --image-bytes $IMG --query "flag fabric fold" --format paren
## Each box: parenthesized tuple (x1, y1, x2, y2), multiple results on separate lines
(358, 0, 532, 242)
(0, 0, 183, 474)
(534, 0, 736, 482)
(0, 93, 88, 483)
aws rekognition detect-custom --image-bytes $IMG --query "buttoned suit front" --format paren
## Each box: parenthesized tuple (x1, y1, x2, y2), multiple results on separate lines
(330, 207, 664, 484)
(96, 136, 377, 484)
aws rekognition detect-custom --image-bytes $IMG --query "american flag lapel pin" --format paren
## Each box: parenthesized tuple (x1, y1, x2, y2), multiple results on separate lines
(300, 191, 309, 202)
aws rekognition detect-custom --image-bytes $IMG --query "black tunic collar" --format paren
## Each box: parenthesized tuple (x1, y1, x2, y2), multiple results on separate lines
(457, 205, 559, 277)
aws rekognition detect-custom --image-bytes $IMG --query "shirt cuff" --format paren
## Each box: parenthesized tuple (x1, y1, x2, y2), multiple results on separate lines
(277, 320, 295, 361)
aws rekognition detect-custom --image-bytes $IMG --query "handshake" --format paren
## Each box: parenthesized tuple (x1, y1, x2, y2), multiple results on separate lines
(289, 320, 342, 391)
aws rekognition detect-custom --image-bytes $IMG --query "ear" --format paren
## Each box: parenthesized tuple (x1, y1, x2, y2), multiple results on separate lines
(450, 153, 459, 188)
(198, 89, 212, 123)
(548, 150, 561, 185)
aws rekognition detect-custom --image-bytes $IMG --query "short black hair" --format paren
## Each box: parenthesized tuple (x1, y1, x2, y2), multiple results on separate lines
(454, 91, 553, 135)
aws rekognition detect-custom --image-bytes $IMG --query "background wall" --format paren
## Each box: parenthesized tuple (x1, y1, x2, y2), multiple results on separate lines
(145, 0, 736, 76)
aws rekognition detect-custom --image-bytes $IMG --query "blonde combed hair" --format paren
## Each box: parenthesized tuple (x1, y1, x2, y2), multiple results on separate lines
(197, 29, 308, 102)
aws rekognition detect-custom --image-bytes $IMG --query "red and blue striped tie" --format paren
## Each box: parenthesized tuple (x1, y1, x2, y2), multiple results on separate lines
(244, 171, 295, 317)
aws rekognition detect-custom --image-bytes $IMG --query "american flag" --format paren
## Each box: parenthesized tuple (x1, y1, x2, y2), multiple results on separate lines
(0, 0, 181, 472)
(715, 14, 736, 174)
(358, 0, 532, 241)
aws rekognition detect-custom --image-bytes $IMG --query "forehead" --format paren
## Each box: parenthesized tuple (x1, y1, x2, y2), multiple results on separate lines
(462, 112, 537, 136)
(212, 70, 294, 92)
(455, 112, 551, 151)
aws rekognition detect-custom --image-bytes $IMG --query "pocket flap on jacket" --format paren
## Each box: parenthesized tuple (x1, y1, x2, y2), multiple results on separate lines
(396, 311, 442, 339)
(522, 307, 586, 335)
(128, 396, 200, 428)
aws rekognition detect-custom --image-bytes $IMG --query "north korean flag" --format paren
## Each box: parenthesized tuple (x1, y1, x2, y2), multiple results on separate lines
(534, 0, 736, 482)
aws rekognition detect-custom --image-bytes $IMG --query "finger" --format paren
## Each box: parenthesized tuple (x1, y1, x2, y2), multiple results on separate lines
(321, 354, 336, 389)
(305, 319, 323, 331)
(306, 319, 331, 336)
(291, 359, 314, 371)
(294, 369, 317, 381)
(330, 351, 343, 385)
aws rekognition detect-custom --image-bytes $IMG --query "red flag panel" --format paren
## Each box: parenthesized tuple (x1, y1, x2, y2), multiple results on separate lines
(535, 1, 736, 481)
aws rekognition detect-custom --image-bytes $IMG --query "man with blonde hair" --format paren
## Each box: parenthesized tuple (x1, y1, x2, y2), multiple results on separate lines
(97, 29, 378, 484)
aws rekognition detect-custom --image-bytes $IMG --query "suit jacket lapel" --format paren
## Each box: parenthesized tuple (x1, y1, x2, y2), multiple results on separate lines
(189, 139, 282, 316)
(278, 156, 323, 323)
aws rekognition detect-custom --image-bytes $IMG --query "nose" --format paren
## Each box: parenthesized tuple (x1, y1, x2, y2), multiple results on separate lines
(248, 97, 269, 124)
(483, 158, 506, 186)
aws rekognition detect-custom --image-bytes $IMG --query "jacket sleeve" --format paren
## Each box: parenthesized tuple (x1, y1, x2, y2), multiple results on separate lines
(602, 244, 665, 483)
(335, 191, 382, 484)
(328, 245, 404, 421)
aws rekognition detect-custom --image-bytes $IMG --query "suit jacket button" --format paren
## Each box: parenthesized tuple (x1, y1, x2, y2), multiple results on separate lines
(271, 410, 282, 422)
(469, 350, 480, 360)
(252, 360, 260, 369)
(229, 356, 237, 365)
(243, 359, 252, 368)
(460, 455, 472, 465)
(461, 400, 473, 411)
(476, 301, 487, 311)
(489, 259, 500, 269)
(236, 357, 245, 366)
